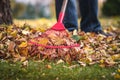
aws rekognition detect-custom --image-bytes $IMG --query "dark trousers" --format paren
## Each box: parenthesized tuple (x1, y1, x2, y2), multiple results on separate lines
(55, 0, 102, 32)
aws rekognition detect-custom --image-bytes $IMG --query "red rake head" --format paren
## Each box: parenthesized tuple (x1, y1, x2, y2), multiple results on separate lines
(51, 22, 66, 31)
(29, 40, 80, 49)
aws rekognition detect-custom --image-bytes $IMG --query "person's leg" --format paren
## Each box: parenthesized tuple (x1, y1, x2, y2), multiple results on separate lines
(55, 0, 78, 31)
(79, 0, 102, 32)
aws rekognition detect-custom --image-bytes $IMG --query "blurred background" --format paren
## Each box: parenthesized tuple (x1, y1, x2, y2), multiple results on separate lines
(11, 0, 120, 19)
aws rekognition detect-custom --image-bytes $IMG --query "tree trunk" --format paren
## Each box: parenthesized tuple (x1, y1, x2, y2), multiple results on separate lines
(0, 0, 13, 25)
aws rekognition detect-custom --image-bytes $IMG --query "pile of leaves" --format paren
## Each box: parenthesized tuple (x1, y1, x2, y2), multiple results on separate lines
(0, 24, 120, 67)
(29, 29, 81, 61)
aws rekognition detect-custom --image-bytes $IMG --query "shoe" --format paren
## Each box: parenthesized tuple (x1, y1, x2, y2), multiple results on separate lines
(94, 30, 113, 37)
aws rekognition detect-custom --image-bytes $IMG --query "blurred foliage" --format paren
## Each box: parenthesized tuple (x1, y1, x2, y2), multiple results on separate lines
(102, 0, 120, 16)
(10, 0, 52, 19)
(10, 0, 120, 19)
(11, 0, 26, 18)
(22, 4, 36, 19)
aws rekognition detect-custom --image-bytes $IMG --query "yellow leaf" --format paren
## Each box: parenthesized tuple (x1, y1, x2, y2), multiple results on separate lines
(80, 58, 92, 64)
(112, 45, 118, 51)
(31, 38, 48, 50)
(36, 27, 46, 32)
(106, 36, 113, 43)
(86, 57, 92, 63)
(111, 54, 120, 60)
(7, 26, 13, 32)
(100, 59, 104, 64)
(38, 38, 48, 45)
(118, 69, 120, 73)
(0, 44, 4, 50)
(19, 42, 28, 48)
(0, 33, 3, 40)
(20, 57, 27, 62)
(114, 74, 120, 79)
(99, 64, 105, 68)
(10, 30, 17, 37)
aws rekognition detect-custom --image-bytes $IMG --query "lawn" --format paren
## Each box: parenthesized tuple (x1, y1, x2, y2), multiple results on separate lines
(0, 60, 120, 80)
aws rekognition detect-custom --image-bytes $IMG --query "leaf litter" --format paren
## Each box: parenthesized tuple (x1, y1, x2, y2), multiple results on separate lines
(0, 23, 120, 67)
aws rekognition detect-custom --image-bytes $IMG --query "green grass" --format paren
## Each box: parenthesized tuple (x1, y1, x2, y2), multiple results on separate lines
(0, 60, 119, 80)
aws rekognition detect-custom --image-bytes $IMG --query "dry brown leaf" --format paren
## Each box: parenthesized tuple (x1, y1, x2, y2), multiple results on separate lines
(46, 64, 52, 69)
(65, 54, 71, 64)
(8, 41, 16, 52)
(19, 48, 28, 56)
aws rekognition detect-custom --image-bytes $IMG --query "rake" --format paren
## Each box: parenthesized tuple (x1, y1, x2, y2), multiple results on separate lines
(29, 0, 80, 48)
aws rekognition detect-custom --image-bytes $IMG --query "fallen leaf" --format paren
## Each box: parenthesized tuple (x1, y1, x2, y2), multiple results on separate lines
(19, 48, 28, 56)
(0, 32, 3, 40)
(19, 41, 28, 48)
(22, 30, 30, 35)
(65, 54, 71, 64)
(56, 59, 64, 64)
(72, 35, 81, 42)
(111, 54, 120, 60)
(20, 57, 26, 62)
(78, 61, 86, 67)
(118, 69, 120, 73)
(46, 64, 52, 69)
(10, 30, 17, 37)
(38, 38, 49, 45)
(22, 60, 28, 67)
(8, 41, 16, 52)
(114, 74, 120, 79)
(68, 64, 79, 69)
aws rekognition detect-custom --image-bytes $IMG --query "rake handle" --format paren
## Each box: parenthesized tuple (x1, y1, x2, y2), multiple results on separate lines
(58, 0, 68, 23)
